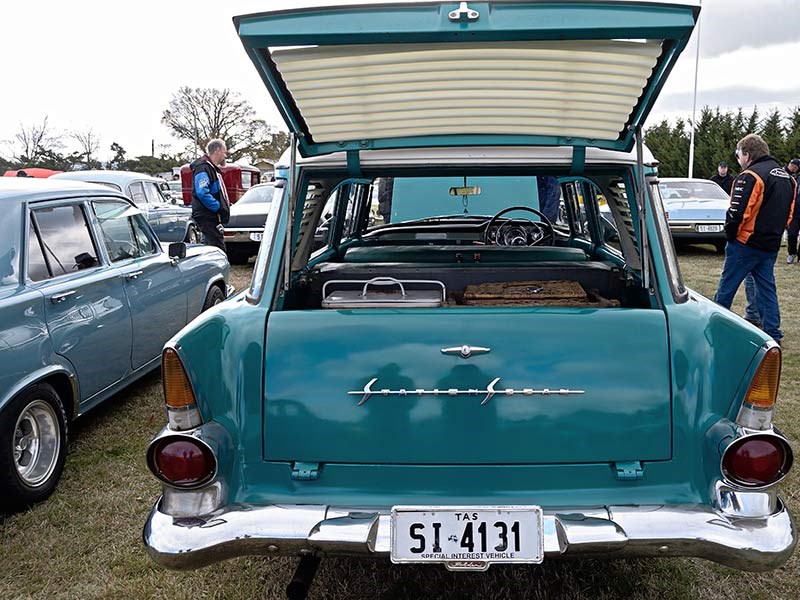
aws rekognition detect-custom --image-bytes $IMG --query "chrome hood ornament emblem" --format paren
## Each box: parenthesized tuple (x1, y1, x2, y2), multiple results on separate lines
(440, 345, 490, 358)
(348, 377, 584, 406)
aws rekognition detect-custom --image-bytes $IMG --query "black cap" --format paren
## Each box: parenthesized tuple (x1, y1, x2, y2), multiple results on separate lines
(718, 161, 728, 167)
(789, 158, 800, 167)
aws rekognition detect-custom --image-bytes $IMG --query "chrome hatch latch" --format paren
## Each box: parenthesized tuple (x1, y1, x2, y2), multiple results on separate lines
(440, 345, 490, 358)
(448, 2, 480, 22)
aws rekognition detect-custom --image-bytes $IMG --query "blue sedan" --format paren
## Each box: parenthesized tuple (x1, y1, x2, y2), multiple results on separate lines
(659, 178, 731, 252)
(0, 178, 231, 511)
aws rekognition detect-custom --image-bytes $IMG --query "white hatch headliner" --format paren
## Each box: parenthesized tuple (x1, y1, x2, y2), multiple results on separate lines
(271, 39, 665, 144)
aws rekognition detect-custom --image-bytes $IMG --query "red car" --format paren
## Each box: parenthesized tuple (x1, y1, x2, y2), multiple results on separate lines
(178, 163, 261, 206)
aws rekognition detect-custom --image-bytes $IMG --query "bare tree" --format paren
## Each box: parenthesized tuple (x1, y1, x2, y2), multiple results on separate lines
(71, 128, 101, 167)
(14, 116, 62, 163)
(161, 87, 287, 161)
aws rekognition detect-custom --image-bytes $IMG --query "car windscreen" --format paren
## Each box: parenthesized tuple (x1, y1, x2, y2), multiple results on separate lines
(658, 181, 730, 201)
(373, 176, 556, 224)
(237, 186, 274, 205)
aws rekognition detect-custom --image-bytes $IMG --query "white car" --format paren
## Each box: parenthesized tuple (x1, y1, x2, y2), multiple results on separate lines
(222, 182, 278, 264)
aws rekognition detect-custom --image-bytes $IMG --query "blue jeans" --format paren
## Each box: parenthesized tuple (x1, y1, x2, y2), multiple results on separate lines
(744, 274, 760, 322)
(714, 241, 782, 341)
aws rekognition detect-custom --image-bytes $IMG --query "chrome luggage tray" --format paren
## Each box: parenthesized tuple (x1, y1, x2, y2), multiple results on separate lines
(322, 277, 446, 308)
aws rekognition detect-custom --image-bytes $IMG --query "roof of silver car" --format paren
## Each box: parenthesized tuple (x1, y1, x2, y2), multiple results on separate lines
(51, 170, 166, 187)
(0, 177, 126, 202)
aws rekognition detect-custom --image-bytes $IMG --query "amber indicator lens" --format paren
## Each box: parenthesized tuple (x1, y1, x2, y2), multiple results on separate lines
(162, 348, 196, 408)
(154, 438, 216, 487)
(723, 437, 789, 487)
(744, 347, 781, 408)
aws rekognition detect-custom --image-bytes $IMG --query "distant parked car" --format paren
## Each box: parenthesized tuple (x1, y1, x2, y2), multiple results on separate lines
(223, 182, 277, 264)
(51, 171, 201, 244)
(0, 178, 232, 512)
(166, 180, 184, 204)
(658, 178, 730, 252)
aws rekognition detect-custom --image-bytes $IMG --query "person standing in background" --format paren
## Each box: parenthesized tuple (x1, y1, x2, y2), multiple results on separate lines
(190, 139, 230, 252)
(710, 161, 735, 193)
(714, 134, 795, 345)
(785, 158, 800, 264)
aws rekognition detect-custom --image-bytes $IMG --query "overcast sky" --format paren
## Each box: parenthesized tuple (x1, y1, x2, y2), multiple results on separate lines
(1, 0, 797, 162)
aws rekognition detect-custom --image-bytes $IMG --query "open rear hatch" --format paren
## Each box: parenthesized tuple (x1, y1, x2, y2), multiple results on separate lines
(264, 309, 671, 464)
(235, 0, 699, 157)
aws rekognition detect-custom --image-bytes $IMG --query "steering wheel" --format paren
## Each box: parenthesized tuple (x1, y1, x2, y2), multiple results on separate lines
(482, 206, 555, 246)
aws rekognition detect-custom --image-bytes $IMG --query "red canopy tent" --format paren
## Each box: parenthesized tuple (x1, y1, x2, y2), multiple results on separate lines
(3, 168, 63, 178)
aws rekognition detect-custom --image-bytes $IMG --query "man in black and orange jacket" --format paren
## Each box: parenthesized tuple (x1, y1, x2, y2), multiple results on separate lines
(714, 134, 795, 344)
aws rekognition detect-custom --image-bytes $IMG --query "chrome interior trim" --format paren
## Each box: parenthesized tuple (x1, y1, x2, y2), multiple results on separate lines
(144, 496, 796, 572)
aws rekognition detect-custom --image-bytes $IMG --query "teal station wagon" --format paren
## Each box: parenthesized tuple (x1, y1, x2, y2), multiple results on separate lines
(143, 0, 795, 586)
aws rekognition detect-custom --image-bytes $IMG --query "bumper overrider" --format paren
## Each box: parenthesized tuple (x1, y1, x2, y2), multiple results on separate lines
(144, 489, 796, 571)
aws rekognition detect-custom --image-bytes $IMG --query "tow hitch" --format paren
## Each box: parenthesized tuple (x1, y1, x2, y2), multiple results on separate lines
(286, 555, 321, 600)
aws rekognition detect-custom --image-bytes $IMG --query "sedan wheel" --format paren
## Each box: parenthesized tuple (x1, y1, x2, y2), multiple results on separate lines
(202, 285, 226, 311)
(0, 384, 68, 513)
(14, 400, 60, 486)
(186, 224, 201, 244)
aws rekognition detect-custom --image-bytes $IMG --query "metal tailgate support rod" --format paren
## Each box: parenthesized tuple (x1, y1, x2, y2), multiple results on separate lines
(633, 125, 650, 292)
(284, 132, 298, 291)
(285, 555, 321, 600)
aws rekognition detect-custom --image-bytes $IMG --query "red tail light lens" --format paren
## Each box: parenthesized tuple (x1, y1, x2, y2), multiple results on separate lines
(151, 437, 216, 487)
(722, 435, 792, 488)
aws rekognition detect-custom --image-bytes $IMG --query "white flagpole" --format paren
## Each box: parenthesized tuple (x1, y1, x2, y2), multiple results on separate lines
(688, 10, 702, 178)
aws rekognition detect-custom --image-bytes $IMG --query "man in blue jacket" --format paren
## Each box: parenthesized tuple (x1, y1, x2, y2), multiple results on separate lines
(190, 139, 230, 251)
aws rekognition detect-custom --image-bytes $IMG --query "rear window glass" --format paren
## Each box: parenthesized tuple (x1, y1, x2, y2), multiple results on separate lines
(33, 204, 99, 276)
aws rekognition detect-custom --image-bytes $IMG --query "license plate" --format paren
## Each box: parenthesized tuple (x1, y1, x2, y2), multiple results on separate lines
(391, 506, 544, 570)
(696, 224, 723, 233)
(249, 232, 263, 241)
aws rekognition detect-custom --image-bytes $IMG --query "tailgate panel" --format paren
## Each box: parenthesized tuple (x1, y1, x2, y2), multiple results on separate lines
(264, 309, 671, 464)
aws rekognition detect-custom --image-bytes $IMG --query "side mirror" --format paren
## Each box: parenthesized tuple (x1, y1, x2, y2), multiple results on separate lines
(168, 242, 187, 260)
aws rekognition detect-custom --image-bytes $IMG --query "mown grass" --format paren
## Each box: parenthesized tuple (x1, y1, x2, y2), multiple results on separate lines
(1, 251, 799, 600)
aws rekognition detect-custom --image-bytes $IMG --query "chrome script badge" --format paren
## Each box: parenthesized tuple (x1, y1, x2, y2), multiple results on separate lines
(348, 377, 584, 406)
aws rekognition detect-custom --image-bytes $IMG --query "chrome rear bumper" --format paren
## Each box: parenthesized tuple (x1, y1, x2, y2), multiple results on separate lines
(144, 496, 796, 572)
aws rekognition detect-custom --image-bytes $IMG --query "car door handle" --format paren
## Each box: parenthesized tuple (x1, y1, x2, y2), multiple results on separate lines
(50, 290, 76, 304)
(125, 270, 144, 280)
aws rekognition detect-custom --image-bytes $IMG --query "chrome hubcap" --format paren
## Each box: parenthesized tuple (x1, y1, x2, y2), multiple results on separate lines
(13, 400, 60, 487)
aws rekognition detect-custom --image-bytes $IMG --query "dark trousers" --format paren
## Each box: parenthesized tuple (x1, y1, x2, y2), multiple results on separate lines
(788, 212, 800, 256)
(198, 219, 226, 252)
(714, 241, 782, 341)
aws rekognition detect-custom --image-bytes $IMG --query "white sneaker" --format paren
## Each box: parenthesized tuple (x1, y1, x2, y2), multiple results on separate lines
(788, 254, 797, 264)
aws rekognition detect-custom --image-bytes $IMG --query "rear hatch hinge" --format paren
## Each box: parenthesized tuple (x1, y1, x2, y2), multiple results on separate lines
(291, 462, 321, 481)
(614, 461, 644, 481)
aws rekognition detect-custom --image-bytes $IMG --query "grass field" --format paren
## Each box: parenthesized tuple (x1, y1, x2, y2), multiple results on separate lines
(2, 247, 799, 600)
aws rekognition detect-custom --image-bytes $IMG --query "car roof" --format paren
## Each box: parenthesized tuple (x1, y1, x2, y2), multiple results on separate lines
(658, 178, 717, 183)
(51, 170, 165, 186)
(278, 145, 658, 169)
(0, 177, 130, 203)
